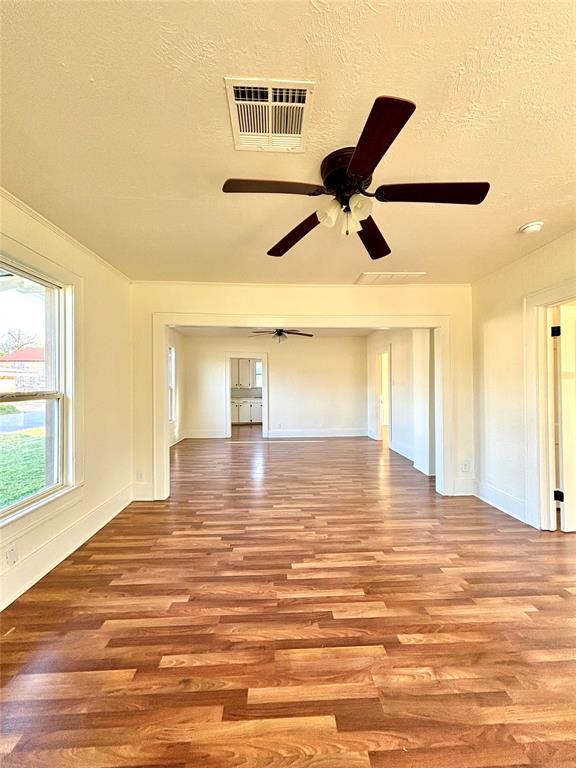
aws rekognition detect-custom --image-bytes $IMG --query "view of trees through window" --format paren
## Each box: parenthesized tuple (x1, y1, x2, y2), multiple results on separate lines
(0, 264, 62, 513)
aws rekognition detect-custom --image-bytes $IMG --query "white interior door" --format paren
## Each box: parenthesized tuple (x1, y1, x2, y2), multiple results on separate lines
(559, 304, 576, 532)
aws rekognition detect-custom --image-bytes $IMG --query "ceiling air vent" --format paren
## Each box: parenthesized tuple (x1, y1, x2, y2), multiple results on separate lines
(355, 272, 427, 285)
(225, 77, 315, 152)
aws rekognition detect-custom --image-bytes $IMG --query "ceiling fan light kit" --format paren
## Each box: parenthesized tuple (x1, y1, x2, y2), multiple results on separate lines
(317, 198, 341, 228)
(350, 193, 373, 220)
(318, 193, 374, 235)
(223, 95, 490, 260)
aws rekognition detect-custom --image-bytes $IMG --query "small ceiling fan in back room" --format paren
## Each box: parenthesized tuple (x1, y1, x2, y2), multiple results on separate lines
(251, 328, 313, 343)
(223, 96, 490, 259)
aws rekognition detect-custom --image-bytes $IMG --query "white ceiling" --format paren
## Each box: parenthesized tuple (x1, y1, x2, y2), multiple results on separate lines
(1, 1, 575, 284)
(173, 326, 378, 338)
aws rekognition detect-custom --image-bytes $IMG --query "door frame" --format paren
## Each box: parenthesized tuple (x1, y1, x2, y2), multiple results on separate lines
(152, 312, 454, 500)
(224, 351, 269, 438)
(374, 347, 391, 442)
(524, 277, 576, 529)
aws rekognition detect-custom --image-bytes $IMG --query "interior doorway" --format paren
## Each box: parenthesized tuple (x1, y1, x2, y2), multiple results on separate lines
(224, 351, 269, 440)
(229, 357, 263, 439)
(524, 279, 576, 530)
(153, 314, 454, 501)
(372, 329, 437, 481)
(379, 351, 390, 447)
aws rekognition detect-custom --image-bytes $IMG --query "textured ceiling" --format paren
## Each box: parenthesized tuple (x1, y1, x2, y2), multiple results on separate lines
(1, 0, 575, 284)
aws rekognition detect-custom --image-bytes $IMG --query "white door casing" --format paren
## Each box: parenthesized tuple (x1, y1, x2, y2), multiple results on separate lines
(524, 278, 576, 530)
(559, 304, 576, 532)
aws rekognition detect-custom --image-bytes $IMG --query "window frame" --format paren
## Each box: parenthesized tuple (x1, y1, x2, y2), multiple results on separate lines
(0, 249, 77, 526)
(167, 346, 176, 423)
(254, 359, 263, 388)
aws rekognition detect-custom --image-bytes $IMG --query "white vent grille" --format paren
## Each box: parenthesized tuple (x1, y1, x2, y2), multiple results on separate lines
(355, 272, 427, 285)
(225, 78, 314, 152)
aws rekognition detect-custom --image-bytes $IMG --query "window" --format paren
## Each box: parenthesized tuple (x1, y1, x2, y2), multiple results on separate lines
(0, 263, 64, 516)
(254, 359, 263, 388)
(168, 346, 176, 422)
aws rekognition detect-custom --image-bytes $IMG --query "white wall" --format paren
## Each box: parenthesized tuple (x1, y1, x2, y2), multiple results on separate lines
(167, 327, 186, 446)
(473, 229, 576, 524)
(181, 334, 367, 438)
(0, 190, 133, 608)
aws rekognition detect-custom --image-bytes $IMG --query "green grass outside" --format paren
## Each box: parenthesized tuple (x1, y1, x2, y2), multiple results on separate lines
(0, 428, 46, 509)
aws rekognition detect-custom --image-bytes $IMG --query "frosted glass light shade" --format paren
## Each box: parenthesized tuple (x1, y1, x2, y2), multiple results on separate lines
(349, 193, 373, 221)
(317, 198, 341, 228)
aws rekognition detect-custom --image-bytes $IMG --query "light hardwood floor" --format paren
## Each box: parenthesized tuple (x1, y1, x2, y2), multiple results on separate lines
(2, 434, 576, 766)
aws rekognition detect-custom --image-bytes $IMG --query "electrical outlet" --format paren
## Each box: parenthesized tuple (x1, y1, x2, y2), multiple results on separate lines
(136, 471, 143, 481)
(3, 544, 19, 569)
(461, 461, 471, 473)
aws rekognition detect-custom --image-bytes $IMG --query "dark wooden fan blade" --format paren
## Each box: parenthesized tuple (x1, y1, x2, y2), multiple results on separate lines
(357, 216, 392, 260)
(223, 179, 324, 195)
(347, 97, 416, 178)
(267, 212, 320, 257)
(285, 331, 314, 337)
(375, 182, 490, 204)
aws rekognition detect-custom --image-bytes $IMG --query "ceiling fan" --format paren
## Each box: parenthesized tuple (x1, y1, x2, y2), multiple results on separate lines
(223, 96, 490, 260)
(251, 328, 314, 343)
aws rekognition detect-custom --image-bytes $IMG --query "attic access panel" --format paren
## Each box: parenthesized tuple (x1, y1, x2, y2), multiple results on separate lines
(225, 77, 315, 152)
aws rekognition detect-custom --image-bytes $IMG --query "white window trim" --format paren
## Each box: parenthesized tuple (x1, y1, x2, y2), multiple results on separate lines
(254, 359, 263, 389)
(0, 234, 84, 527)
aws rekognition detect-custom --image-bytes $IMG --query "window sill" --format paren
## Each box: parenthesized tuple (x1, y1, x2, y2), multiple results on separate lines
(0, 483, 85, 530)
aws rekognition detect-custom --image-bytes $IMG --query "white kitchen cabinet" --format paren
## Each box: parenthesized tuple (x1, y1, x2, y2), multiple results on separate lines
(251, 400, 262, 423)
(238, 400, 251, 423)
(230, 359, 240, 388)
(231, 358, 263, 389)
(233, 398, 263, 424)
(238, 359, 252, 388)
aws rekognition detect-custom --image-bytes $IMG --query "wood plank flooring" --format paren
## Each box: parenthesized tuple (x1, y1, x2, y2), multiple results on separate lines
(2, 433, 576, 766)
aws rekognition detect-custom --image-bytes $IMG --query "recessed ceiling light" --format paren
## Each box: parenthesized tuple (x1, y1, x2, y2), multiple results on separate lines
(519, 220, 544, 234)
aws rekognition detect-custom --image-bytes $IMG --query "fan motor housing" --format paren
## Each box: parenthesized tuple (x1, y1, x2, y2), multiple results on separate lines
(321, 147, 372, 202)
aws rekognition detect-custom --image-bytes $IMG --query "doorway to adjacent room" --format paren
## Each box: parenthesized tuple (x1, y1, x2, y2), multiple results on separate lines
(229, 356, 264, 439)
